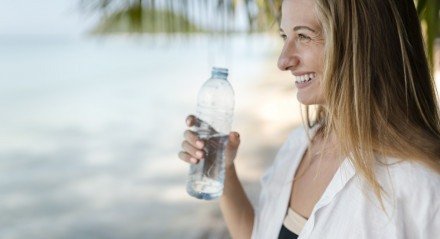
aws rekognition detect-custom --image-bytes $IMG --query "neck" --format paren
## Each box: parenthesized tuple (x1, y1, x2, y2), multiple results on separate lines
(313, 127, 340, 159)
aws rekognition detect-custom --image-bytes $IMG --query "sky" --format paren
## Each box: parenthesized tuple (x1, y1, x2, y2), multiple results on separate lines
(0, 0, 97, 37)
(0, 0, 251, 37)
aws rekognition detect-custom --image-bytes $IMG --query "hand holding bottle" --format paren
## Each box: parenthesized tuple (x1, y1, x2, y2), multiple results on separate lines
(179, 115, 241, 169)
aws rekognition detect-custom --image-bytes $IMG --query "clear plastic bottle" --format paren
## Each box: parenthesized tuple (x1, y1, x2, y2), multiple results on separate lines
(186, 67, 235, 200)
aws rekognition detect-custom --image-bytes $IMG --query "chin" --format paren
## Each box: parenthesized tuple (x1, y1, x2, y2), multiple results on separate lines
(296, 93, 324, 105)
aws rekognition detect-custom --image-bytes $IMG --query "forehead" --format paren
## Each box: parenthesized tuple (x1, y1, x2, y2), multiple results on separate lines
(280, 0, 319, 30)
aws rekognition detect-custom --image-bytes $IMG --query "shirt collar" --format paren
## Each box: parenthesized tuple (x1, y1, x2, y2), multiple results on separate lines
(312, 158, 356, 212)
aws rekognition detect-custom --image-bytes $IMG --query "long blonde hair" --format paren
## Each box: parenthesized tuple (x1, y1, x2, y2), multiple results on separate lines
(307, 0, 440, 202)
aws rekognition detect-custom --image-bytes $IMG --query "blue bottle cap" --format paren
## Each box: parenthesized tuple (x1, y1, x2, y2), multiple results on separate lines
(212, 67, 229, 79)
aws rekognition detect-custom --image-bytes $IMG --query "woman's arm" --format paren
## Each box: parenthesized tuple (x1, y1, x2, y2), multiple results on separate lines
(220, 165, 254, 239)
(179, 115, 253, 238)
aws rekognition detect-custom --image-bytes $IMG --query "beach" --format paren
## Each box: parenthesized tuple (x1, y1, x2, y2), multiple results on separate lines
(0, 33, 302, 239)
(2, 0, 440, 236)
(1, 31, 438, 239)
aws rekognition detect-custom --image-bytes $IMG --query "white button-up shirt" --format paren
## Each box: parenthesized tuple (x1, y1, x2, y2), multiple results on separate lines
(251, 126, 440, 239)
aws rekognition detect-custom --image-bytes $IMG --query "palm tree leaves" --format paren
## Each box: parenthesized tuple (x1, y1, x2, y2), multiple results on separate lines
(80, 0, 283, 33)
(416, 0, 440, 67)
(80, 0, 437, 66)
(81, 0, 202, 33)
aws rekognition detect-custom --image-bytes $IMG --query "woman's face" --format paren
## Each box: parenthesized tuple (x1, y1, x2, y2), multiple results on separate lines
(278, 0, 325, 105)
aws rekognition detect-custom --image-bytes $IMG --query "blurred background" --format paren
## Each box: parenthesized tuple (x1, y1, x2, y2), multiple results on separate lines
(0, 0, 438, 238)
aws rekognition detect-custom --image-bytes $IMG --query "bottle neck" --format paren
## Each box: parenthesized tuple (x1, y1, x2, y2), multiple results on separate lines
(211, 73, 228, 80)
(212, 76, 227, 80)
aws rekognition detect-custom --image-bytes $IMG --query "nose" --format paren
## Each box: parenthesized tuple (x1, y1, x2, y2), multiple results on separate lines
(277, 42, 300, 71)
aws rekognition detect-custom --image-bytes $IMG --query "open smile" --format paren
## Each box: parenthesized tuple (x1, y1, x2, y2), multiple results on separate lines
(295, 73, 316, 89)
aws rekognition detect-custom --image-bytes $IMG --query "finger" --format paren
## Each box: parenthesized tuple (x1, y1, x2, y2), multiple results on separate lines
(178, 151, 199, 164)
(186, 115, 207, 128)
(186, 115, 199, 127)
(228, 132, 241, 149)
(183, 130, 205, 149)
(181, 141, 205, 159)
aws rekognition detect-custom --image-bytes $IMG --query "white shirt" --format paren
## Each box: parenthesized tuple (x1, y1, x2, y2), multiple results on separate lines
(251, 126, 440, 239)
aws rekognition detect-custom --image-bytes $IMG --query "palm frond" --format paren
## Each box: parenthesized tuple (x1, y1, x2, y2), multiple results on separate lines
(417, 0, 440, 67)
(80, 0, 438, 68)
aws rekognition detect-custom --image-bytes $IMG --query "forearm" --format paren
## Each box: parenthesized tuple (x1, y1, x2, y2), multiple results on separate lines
(220, 165, 254, 239)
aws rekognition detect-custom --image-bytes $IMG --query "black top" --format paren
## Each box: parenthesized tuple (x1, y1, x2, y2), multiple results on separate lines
(278, 224, 299, 239)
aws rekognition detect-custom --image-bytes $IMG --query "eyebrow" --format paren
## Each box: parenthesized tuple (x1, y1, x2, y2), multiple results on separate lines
(279, 26, 316, 33)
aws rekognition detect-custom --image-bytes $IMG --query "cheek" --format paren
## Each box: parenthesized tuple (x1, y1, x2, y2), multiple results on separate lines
(317, 52, 325, 71)
(301, 48, 324, 71)
(315, 48, 325, 71)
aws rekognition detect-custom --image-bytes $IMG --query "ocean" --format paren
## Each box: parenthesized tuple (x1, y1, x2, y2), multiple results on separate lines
(0, 33, 282, 238)
(2, 30, 437, 239)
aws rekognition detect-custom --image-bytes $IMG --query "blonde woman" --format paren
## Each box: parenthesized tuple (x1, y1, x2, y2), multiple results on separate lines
(179, 0, 440, 238)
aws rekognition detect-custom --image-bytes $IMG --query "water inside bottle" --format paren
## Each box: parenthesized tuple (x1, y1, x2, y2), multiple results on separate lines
(187, 134, 229, 200)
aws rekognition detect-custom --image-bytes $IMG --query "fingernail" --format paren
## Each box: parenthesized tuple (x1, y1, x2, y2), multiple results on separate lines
(235, 132, 240, 138)
(186, 118, 191, 126)
(196, 140, 204, 148)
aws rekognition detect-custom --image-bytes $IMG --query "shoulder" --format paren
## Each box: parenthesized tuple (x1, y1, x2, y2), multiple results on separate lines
(377, 158, 440, 213)
(378, 159, 440, 235)
(269, 125, 310, 158)
(278, 124, 314, 157)
(382, 159, 440, 195)
(260, 125, 311, 184)
(285, 124, 316, 144)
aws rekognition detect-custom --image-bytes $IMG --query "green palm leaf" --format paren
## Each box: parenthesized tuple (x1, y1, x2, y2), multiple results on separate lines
(80, 0, 438, 69)
(417, 0, 440, 67)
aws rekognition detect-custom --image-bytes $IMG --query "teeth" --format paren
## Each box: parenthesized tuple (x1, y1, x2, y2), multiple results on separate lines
(295, 73, 316, 83)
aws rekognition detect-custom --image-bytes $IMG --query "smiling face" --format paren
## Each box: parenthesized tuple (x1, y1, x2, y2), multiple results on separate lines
(278, 0, 325, 105)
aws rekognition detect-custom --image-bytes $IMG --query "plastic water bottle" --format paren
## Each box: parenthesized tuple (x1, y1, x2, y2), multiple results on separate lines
(186, 67, 235, 200)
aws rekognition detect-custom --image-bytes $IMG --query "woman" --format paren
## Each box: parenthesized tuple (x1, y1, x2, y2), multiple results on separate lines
(179, 0, 440, 238)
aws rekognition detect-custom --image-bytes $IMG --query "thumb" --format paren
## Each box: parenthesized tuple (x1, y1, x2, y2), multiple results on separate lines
(225, 132, 240, 166)
(227, 132, 240, 149)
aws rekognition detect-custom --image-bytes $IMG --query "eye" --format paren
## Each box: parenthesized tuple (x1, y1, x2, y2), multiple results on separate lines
(280, 33, 287, 41)
(298, 33, 311, 42)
